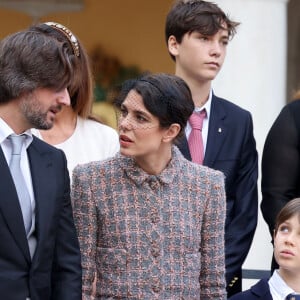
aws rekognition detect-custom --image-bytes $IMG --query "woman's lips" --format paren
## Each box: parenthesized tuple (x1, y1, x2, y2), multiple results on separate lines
(119, 134, 133, 147)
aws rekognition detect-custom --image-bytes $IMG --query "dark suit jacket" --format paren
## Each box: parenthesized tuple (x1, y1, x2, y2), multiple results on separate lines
(228, 279, 272, 299)
(0, 136, 82, 300)
(261, 99, 300, 271)
(178, 94, 258, 295)
(261, 99, 300, 236)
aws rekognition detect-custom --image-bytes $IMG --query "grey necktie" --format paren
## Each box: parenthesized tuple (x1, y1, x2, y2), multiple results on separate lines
(8, 134, 32, 236)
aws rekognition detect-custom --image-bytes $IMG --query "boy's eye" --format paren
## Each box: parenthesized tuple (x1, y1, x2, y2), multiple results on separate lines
(279, 225, 289, 233)
(222, 40, 229, 46)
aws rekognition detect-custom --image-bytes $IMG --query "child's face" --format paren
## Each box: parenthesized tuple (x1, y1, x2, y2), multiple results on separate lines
(168, 26, 229, 83)
(274, 215, 300, 273)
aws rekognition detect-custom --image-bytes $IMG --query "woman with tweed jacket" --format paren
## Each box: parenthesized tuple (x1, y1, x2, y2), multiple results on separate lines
(72, 73, 227, 299)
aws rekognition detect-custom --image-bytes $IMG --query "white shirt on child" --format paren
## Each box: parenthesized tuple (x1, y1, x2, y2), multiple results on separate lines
(269, 270, 296, 300)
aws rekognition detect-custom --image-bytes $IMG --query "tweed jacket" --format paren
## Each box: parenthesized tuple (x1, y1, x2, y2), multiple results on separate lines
(72, 146, 226, 299)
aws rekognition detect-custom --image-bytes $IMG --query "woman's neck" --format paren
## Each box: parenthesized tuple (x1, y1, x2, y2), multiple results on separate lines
(39, 106, 77, 145)
(134, 144, 172, 175)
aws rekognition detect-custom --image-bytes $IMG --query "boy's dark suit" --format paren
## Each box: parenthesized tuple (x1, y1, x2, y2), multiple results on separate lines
(0, 136, 82, 300)
(228, 279, 272, 299)
(178, 93, 258, 296)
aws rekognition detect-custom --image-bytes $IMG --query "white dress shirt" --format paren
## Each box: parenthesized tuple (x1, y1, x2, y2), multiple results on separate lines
(32, 116, 119, 182)
(269, 270, 296, 300)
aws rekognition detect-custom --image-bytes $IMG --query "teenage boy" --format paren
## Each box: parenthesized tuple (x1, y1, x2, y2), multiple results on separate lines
(165, 0, 258, 296)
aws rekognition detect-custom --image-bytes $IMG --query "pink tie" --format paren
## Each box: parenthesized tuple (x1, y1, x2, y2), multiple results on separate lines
(188, 110, 207, 164)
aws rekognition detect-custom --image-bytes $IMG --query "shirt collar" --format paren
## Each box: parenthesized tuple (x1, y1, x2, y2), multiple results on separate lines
(269, 270, 295, 299)
(119, 146, 184, 186)
(0, 117, 33, 148)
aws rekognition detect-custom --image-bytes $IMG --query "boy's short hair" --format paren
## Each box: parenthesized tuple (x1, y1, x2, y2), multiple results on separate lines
(274, 197, 300, 235)
(165, 0, 239, 56)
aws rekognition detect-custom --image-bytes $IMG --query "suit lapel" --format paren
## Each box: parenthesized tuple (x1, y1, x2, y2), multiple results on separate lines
(251, 279, 272, 299)
(28, 139, 56, 262)
(0, 147, 31, 262)
(203, 94, 227, 167)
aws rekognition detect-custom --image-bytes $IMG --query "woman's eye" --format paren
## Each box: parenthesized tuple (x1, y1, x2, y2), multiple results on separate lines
(120, 108, 127, 117)
(136, 115, 146, 122)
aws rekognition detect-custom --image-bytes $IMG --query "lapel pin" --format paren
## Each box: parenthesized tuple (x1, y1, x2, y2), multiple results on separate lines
(218, 128, 222, 133)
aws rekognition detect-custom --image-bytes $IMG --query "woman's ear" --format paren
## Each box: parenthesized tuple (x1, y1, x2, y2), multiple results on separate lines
(162, 123, 181, 143)
(168, 35, 179, 57)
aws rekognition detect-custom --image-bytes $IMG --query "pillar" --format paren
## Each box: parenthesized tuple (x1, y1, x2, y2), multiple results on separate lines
(212, 0, 289, 289)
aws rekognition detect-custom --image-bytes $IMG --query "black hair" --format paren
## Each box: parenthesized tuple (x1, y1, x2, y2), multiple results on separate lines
(115, 73, 194, 143)
(165, 0, 239, 60)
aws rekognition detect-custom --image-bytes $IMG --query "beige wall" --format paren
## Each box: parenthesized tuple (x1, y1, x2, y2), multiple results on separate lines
(0, 0, 175, 74)
(287, 0, 300, 100)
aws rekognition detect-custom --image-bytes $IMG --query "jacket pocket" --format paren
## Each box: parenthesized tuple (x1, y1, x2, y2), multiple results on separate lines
(183, 252, 201, 298)
(96, 247, 128, 297)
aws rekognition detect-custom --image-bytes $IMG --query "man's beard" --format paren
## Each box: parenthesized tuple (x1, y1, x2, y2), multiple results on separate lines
(20, 94, 60, 130)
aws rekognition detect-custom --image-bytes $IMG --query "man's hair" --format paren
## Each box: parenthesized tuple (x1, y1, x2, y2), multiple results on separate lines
(165, 0, 240, 60)
(274, 198, 300, 235)
(0, 30, 73, 103)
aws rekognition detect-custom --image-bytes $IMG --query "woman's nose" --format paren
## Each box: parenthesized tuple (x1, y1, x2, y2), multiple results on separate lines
(118, 115, 133, 131)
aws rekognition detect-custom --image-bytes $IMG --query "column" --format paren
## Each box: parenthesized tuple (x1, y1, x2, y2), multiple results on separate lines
(212, 0, 289, 289)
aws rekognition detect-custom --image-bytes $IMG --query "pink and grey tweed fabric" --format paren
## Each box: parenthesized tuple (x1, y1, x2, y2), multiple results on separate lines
(72, 146, 226, 299)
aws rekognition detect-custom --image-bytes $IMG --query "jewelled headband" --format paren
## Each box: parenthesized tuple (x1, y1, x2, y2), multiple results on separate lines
(44, 22, 80, 57)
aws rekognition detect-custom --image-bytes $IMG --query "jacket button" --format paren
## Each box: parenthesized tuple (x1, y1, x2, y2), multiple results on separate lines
(152, 285, 161, 293)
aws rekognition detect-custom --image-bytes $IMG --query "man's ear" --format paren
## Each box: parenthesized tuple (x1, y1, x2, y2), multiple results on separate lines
(167, 35, 179, 57)
(162, 123, 181, 143)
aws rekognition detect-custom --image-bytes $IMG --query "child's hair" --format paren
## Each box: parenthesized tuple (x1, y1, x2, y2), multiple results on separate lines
(274, 198, 300, 235)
